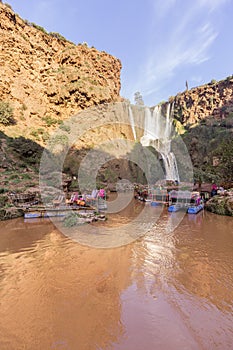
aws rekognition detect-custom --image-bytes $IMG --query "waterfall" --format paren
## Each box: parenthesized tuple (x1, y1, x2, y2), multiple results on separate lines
(140, 103, 180, 182)
(164, 102, 171, 140)
(128, 106, 137, 141)
(153, 105, 161, 140)
(161, 152, 179, 182)
(140, 105, 161, 148)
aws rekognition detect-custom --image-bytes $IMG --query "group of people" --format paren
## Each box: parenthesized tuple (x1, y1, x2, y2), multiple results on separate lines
(211, 183, 225, 197)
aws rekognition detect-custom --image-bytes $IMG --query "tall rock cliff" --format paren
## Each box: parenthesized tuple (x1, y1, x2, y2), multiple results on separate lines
(0, 2, 122, 140)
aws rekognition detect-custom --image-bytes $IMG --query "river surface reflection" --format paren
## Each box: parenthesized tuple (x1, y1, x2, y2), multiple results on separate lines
(0, 203, 233, 350)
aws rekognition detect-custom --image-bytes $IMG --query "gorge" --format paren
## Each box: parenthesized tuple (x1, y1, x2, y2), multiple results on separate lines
(0, 2, 233, 350)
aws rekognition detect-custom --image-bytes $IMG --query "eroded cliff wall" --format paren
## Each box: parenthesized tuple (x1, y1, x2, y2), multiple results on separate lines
(0, 2, 122, 140)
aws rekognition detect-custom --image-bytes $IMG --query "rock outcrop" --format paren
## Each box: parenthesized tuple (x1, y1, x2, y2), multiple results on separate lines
(171, 78, 233, 125)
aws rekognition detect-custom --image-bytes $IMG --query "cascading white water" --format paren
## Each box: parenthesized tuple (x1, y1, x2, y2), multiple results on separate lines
(164, 102, 171, 140)
(128, 106, 137, 141)
(161, 152, 179, 182)
(140, 105, 161, 148)
(140, 103, 180, 182)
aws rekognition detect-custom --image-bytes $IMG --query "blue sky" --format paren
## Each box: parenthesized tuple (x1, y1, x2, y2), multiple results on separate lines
(6, 0, 233, 106)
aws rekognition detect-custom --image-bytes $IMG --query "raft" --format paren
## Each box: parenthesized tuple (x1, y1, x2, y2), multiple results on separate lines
(168, 204, 182, 212)
(187, 204, 204, 214)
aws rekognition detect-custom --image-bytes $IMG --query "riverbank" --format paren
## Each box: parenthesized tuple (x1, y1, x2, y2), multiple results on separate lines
(1, 183, 233, 221)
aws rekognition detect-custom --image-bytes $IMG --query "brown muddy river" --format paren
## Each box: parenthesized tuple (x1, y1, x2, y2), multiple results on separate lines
(0, 200, 233, 350)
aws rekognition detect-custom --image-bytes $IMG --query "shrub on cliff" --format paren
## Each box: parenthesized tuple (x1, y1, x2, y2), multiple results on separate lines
(31, 23, 47, 34)
(0, 101, 14, 125)
(49, 32, 67, 41)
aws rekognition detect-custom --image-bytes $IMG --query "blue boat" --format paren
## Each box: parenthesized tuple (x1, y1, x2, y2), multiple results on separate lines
(168, 204, 182, 212)
(187, 204, 204, 214)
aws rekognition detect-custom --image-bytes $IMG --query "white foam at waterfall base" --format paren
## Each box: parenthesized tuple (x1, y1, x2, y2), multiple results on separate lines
(139, 103, 180, 182)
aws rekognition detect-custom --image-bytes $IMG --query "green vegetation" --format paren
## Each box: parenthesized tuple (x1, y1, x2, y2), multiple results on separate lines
(59, 124, 71, 133)
(0, 101, 14, 125)
(42, 115, 60, 127)
(41, 131, 50, 143)
(49, 134, 69, 147)
(214, 139, 233, 183)
(210, 79, 217, 85)
(182, 115, 233, 186)
(49, 32, 66, 41)
(173, 118, 186, 134)
(30, 128, 50, 143)
(30, 130, 39, 140)
(31, 23, 47, 34)
(63, 212, 81, 227)
(8, 173, 20, 180)
(20, 173, 32, 180)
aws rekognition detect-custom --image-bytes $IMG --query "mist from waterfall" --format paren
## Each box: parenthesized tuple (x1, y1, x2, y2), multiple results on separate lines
(140, 103, 180, 182)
